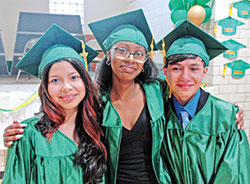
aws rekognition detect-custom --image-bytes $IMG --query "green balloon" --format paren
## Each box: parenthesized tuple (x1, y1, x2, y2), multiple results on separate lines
(184, 0, 196, 9)
(169, 0, 183, 11)
(196, 0, 211, 5)
(202, 5, 212, 23)
(171, 8, 188, 24)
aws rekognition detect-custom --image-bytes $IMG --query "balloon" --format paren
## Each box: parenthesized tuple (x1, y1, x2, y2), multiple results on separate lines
(171, 8, 188, 24)
(187, 5, 206, 27)
(169, 0, 183, 11)
(183, 0, 196, 9)
(202, 5, 212, 23)
(196, 0, 211, 6)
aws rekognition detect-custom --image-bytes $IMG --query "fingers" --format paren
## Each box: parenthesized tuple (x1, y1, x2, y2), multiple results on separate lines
(235, 111, 244, 130)
(3, 124, 27, 137)
(3, 123, 27, 148)
(4, 135, 23, 147)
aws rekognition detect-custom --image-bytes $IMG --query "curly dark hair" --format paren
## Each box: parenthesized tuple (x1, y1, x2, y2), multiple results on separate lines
(35, 58, 107, 184)
(95, 55, 159, 96)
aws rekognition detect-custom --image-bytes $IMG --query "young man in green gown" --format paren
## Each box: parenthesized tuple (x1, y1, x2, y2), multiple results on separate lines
(157, 20, 250, 184)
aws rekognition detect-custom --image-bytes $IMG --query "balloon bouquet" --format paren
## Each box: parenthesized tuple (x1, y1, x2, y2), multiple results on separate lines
(169, 0, 213, 27)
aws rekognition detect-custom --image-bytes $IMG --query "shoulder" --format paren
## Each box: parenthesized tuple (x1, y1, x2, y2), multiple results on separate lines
(208, 94, 237, 114)
(20, 115, 41, 137)
(196, 94, 238, 135)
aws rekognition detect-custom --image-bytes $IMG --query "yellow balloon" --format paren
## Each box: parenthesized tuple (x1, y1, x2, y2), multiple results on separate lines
(188, 5, 206, 27)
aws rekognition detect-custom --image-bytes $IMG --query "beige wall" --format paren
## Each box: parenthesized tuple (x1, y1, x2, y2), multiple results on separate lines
(84, 0, 128, 34)
(0, 0, 49, 60)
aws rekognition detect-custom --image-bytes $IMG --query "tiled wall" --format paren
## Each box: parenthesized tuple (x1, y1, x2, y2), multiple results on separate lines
(203, 0, 250, 143)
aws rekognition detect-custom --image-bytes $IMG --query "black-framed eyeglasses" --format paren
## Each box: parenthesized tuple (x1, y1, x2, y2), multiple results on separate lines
(112, 47, 148, 63)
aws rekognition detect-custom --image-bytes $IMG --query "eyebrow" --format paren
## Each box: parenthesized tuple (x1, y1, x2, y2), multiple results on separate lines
(49, 71, 78, 78)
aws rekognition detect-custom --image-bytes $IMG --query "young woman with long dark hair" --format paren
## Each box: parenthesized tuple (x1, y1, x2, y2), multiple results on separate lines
(2, 24, 106, 184)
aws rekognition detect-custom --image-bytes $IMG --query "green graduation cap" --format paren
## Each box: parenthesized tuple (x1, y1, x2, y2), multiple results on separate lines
(233, 0, 250, 18)
(16, 24, 99, 79)
(156, 20, 227, 66)
(221, 39, 246, 58)
(217, 16, 245, 36)
(223, 59, 250, 78)
(88, 9, 156, 54)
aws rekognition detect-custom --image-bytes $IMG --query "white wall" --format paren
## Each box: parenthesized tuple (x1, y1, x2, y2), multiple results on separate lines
(0, 0, 49, 60)
(203, 0, 250, 143)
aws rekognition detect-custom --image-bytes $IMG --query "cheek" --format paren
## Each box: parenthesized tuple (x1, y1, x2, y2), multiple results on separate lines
(48, 84, 58, 99)
(77, 82, 86, 99)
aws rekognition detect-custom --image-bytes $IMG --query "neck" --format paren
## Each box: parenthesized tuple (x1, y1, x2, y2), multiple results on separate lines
(64, 108, 78, 125)
(111, 78, 139, 101)
(59, 109, 78, 145)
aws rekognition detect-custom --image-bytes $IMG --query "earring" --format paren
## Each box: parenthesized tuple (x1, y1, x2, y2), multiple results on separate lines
(141, 68, 144, 72)
(106, 59, 111, 66)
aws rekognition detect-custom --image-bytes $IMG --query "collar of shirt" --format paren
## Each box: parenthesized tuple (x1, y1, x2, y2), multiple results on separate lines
(173, 88, 201, 122)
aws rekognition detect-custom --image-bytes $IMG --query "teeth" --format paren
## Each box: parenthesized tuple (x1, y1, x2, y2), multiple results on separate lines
(61, 95, 75, 100)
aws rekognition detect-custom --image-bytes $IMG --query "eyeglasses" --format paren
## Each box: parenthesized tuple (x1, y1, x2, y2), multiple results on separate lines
(112, 47, 148, 63)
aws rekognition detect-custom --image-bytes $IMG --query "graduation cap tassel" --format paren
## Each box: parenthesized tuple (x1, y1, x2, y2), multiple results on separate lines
(222, 64, 227, 77)
(166, 78, 172, 98)
(161, 38, 166, 66)
(149, 38, 155, 60)
(161, 38, 171, 98)
(214, 22, 217, 34)
(80, 40, 89, 72)
(229, 4, 233, 17)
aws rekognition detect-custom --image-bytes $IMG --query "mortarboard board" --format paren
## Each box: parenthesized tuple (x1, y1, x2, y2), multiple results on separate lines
(223, 59, 250, 78)
(217, 16, 245, 36)
(156, 20, 227, 66)
(16, 24, 99, 79)
(233, 0, 250, 18)
(88, 9, 156, 54)
(221, 39, 246, 58)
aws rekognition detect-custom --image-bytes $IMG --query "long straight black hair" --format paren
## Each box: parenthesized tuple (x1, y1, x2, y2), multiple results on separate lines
(36, 58, 107, 183)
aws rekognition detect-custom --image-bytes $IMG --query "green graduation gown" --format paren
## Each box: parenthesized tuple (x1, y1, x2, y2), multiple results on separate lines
(3, 116, 104, 184)
(162, 90, 250, 184)
(102, 81, 171, 184)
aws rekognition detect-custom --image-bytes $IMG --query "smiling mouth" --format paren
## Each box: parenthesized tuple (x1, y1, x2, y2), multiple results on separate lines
(178, 84, 193, 89)
(60, 94, 77, 101)
(120, 65, 136, 72)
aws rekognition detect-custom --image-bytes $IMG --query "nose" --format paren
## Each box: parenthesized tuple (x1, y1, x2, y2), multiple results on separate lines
(125, 54, 136, 63)
(180, 67, 190, 81)
(61, 81, 73, 92)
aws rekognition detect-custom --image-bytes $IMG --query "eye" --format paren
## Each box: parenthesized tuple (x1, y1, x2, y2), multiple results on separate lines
(172, 67, 180, 71)
(134, 51, 145, 58)
(71, 75, 80, 80)
(191, 67, 199, 71)
(50, 78, 59, 83)
(116, 47, 128, 54)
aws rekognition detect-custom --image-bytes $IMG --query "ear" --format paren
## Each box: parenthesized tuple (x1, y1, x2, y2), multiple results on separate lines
(107, 50, 111, 60)
(163, 66, 168, 80)
(202, 67, 208, 79)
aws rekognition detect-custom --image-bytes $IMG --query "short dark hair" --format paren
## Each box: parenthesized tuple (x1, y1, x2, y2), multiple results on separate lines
(164, 54, 206, 68)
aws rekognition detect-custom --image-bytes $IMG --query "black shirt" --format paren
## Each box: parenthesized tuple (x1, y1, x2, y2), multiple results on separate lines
(116, 105, 158, 184)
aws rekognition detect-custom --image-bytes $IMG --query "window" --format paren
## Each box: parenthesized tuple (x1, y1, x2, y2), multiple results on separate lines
(49, 0, 84, 30)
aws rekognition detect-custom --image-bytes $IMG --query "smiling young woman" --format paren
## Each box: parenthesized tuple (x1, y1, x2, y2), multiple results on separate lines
(2, 25, 107, 184)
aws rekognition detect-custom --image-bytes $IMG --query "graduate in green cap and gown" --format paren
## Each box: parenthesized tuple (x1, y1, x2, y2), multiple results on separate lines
(157, 20, 250, 184)
(89, 9, 171, 184)
(2, 9, 246, 184)
(2, 24, 107, 184)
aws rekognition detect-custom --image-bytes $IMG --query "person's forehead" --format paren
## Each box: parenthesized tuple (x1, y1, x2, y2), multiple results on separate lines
(172, 57, 203, 65)
(113, 40, 145, 49)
